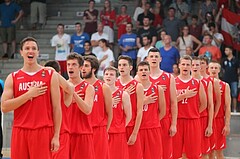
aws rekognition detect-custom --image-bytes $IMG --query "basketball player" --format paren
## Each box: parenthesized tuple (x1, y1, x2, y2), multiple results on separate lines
(81, 55, 113, 159)
(208, 61, 231, 159)
(103, 66, 132, 159)
(1, 37, 61, 159)
(173, 55, 207, 159)
(137, 61, 166, 159)
(67, 53, 95, 159)
(116, 55, 144, 159)
(191, 57, 214, 158)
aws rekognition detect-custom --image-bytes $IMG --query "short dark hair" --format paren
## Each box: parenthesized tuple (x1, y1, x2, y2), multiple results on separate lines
(75, 22, 82, 27)
(137, 61, 150, 71)
(191, 15, 198, 20)
(57, 23, 64, 28)
(192, 56, 200, 61)
(118, 55, 133, 66)
(67, 52, 84, 66)
(44, 60, 60, 72)
(84, 40, 91, 46)
(84, 55, 99, 75)
(148, 47, 160, 55)
(88, 0, 95, 3)
(20, 37, 39, 51)
(168, 7, 176, 11)
(204, 33, 213, 39)
(126, 22, 133, 27)
(103, 66, 118, 77)
(99, 38, 109, 47)
(225, 46, 233, 51)
(143, 15, 150, 20)
(121, 4, 127, 9)
(208, 22, 216, 29)
(198, 55, 209, 64)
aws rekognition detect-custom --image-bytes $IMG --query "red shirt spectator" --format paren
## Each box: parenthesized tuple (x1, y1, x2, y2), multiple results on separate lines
(116, 5, 131, 40)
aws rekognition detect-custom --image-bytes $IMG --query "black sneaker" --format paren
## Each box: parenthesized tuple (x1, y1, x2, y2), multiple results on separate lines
(11, 54, 14, 59)
(2, 53, 8, 59)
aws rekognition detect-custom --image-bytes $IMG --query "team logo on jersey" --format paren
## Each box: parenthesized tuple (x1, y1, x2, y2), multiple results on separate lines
(41, 70, 46, 77)
(192, 80, 195, 85)
(95, 86, 98, 92)
(162, 76, 166, 81)
(151, 87, 155, 93)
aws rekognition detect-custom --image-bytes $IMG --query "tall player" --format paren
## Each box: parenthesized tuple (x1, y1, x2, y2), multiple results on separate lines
(1, 37, 61, 159)
(116, 55, 144, 159)
(208, 61, 231, 159)
(67, 53, 95, 159)
(44, 60, 74, 159)
(173, 55, 207, 159)
(103, 66, 132, 159)
(147, 48, 177, 159)
(191, 57, 214, 158)
(81, 55, 113, 159)
(137, 61, 166, 159)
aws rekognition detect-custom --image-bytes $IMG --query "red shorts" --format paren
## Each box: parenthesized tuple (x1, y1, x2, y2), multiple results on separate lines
(58, 61, 67, 76)
(52, 132, 70, 159)
(210, 119, 216, 150)
(93, 126, 109, 159)
(109, 133, 129, 159)
(173, 118, 202, 159)
(11, 127, 53, 159)
(70, 134, 95, 159)
(140, 128, 162, 159)
(160, 117, 173, 159)
(126, 126, 142, 159)
(214, 117, 226, 150)
(200, 117, 211, 154)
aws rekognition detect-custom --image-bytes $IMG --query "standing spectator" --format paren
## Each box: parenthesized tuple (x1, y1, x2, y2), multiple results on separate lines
(188, 15, 202, 51)
(172, 63, 179, 77)
(222, 46, 240, 112)
(198, 0, 217, 23)
(0, 79, 3, 159)
(83, 41, 96, 57)
(169, 0, 189, 26)
(155, 30, 167, 49)
(51, 23, 71, 78)
(100, 0, 116, 44)
(137, 35, 154, 65)
(137, 16, 157, 48)
(199, 33, 221, 62)
(152, 0, 164, 30)
(201, 12, 216, 36)
(70, 22, 90, 55)
(30, 0, 46, 29)
(116, 5, 131, 40)
(136, 2, 154, 29)
(97, 39, 115, 78)
(207, 22, 224, 48)
(119, 22, 138, 75)
(216, 0, 231, 9)
(133, 0, 147, 22)
(160, 35, 180, 73)
(91, 23, 108, 55)
(163, 7, 181, 42)
(0, 0, 23, 59)
(83, 0, 99, 37)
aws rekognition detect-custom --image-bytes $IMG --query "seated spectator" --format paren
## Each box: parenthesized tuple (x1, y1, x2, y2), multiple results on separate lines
(137, 35, 154, 65)
(0, 0, 23, 59)
(198, 0, 217, 23)
(133, 0, 147, 22)
(155, 30, 167, 50)
(70, 22, 90, 55)
(83, 41, 96, 57)
(136, 2, 154, 29)
(172, 63, 179, 78)
(83, 0, 99, 37)
(97, 39, 115, 78)
(152, 0, 164, 30)
(175, 25, 202, 57)
(51, 23, 71, 78)
(169, 0, 189, 26)
(91, 23, 109, 55)
(116, 5, 131, 40)
(30, 0, 46, 29)
(206, 22, 223, 48)
(185, 46, 195, 57)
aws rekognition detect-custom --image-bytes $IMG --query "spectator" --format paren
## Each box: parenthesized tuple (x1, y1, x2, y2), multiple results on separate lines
(152, 0, 164, 30)
(51, 23, 71, 78)
(100, 0, 116, 44)
(169, 0, 189, 26)
(175, 25, 202, 57)
(136, 35, 154, 65)
(201, 12, 216, 36)
(216, 0, 231, 9)
(199, 33, 221, 62)
(198, 0, 217, 23)
(118, 22, 137, 74)
(160, 35, 180, 73)
(137, 16, 157, 48)
(30, 0, 46, 29)
(0, 79, 3, 159)
(83, 0, 99, 37)
(116, 5, 131, 40)
(172, 63, 179, 77)
(91, 23, 108, 55)
(185, 46, 195, 56)
(133, 0, 147, 22)
(70, 22, 90, 55)
(155, 30, 167, 49)
(0, 0, 23, 59)
(207, 22, 224, 48)
(235, 0, 240, 14)
(83, 41, 96, 57)
(222, 46, 240, 112)
(136, 2, 154, 29)
(163, 7, 181, 42)
(97, 38, 114, 78)
(188, 15, 202, 51)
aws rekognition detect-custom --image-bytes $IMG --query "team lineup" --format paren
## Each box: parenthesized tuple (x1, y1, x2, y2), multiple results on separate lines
(1, 37, 231, 159)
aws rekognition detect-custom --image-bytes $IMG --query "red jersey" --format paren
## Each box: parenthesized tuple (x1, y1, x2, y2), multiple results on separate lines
(175, 77, 200, 119)
(69, 81, 92, 134)
(149, 72, 171, 119)
(116, 14, 131, 39)
(90, 79, 107, 127)
(109, 88, 125, 133)
(200, 77, 211, 117)
(140, 83, 161, 129)
(100, 10, 116, 29)
(12, 69, 53, 129)
(216, 80, 226, 118)
(116, 79, 138, 127)
(60, 88, 70, 134)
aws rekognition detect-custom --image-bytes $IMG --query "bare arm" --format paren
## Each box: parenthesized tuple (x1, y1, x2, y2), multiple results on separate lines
(223, 83, 231, 136)
(136, 37, 142, 48)
(206, 81, 214, 137)
(13, 10, 24, 24)
(91, 40, 99, 47)
(158, 86, 166, 120)
(214, 79, 221, 117)
(74, 84, 94, 115)
(136, 57, 141, 66)
(191, 35, 202, 53)
(103, 83, 113, 131)
(199, 82, 207, 113)
(122, 91, 132, 126)
(150, 36, 157, 47)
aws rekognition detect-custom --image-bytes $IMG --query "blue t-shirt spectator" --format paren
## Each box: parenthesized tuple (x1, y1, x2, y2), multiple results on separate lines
(118, 33, 137, 60)
(0, 2, 21, 27)
(160, 46, 180, 73)
(70, 32, 90, 55)
(0, 79, 4, 98)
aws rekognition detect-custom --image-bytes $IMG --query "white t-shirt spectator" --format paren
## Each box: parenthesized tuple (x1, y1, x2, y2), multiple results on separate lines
(91, 32, 109, 55)
(212, 33, 224, 48)
(137, 46, 154, 62)
(51, 33, 71, 61)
